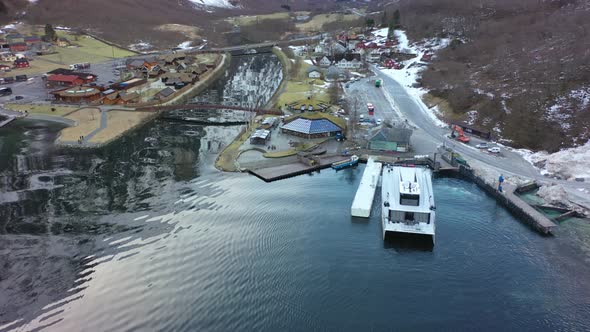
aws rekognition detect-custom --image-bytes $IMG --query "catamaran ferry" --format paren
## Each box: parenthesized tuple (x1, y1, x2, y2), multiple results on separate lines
(381, 165, 436, 244)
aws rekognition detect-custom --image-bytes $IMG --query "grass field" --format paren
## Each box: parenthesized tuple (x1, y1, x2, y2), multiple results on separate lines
(296, 13, 360, 32)
(88, 111, 153, 143)
(276, 57, 329, 107)
(422, 93, 459, 121)
(60, 108, 102, 141)
(216, 126, 252, 171)
(0, 28, 136, 77)
(5, 103, 79, 116)
(224, 12, 291, 26)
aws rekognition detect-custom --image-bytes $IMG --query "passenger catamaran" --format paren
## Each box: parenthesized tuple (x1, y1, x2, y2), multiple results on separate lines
(381, 165, 436, 243)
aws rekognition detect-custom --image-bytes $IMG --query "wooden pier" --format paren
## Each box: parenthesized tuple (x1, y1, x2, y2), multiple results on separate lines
(247, 155, 349, 182)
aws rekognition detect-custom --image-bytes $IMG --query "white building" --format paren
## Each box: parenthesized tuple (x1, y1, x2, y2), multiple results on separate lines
(335, 59, 362, 70)
(308, 69, 321, 79)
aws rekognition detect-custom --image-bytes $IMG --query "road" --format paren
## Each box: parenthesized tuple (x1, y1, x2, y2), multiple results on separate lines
(344, 66, 590, 209)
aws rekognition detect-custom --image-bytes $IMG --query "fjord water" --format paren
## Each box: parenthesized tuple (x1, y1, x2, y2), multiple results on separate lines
(2, 120, 590, 331)
(2, 52, 590, 330)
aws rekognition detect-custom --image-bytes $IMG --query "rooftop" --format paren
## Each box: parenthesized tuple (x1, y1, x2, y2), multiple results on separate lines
(282, 117, 342, 135)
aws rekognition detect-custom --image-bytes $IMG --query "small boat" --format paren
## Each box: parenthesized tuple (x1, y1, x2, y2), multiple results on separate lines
(331, 155, 359, 170)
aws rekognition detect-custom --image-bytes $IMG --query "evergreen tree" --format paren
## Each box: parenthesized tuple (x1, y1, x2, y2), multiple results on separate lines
(387, 22, 395, 39)
(44, 24, 57, 42)
(366, 18, 375, 28)
(393, 9, 400, 28)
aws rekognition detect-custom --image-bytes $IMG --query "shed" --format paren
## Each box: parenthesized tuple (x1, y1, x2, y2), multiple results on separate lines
(250, 129, 271, 145)
(155, 87, 175, 100)
(369, 127, 412, 152)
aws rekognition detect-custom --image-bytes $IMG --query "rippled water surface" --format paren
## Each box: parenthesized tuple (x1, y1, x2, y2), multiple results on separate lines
(2, 54, 590, 331)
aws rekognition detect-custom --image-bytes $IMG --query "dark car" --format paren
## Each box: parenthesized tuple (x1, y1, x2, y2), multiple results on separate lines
(14, 95, 24, 100)
(0, 87, 12, 96)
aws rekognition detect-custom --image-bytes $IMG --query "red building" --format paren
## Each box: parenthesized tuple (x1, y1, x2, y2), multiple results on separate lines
(9, 42, 27, 52)
(13, 58, 30, 68)
(46, 74, 96, 87)
(384, 59, 402, 69)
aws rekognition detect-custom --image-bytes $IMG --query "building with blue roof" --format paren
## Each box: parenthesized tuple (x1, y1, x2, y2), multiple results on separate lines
(280, 117, 343, 138)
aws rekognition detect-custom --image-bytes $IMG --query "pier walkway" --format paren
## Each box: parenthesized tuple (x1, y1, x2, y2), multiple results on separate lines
(351, 157, 382, 217)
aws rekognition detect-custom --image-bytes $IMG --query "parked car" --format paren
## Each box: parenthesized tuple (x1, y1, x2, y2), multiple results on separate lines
(14, 95, 24, 100)
(376, 118, 383, 125)
(476, 142, 489, 149)
(488, 147, 501, 154)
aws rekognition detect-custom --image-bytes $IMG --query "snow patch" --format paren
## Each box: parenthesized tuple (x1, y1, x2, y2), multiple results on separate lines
(466, 110, 478, 125)
(176, 41, 193, 49)
(304, 59, 314, 65)
(128, 41, 154, 52)
(516, 140, 590, 181)
(188, 0, 237, 9)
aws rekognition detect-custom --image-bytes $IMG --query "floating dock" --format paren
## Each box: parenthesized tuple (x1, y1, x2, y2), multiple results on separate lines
(247, 155, 349, 182)
(351, 157, 382, 217)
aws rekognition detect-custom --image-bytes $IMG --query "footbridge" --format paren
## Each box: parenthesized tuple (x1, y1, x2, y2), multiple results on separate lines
(136, 103, 283, 116)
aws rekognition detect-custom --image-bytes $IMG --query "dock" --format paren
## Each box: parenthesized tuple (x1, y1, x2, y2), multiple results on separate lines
(351, 157, 382, 217)
(247, 155, 349, 182)
(457, 166, 557, 235)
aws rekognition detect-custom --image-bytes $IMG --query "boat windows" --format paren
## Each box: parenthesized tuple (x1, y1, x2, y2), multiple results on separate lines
(400, 193, 419, 206)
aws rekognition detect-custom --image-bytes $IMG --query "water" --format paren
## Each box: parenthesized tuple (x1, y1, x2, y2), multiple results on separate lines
(2, 54, 590, 330)
(2, 122, 590, 331)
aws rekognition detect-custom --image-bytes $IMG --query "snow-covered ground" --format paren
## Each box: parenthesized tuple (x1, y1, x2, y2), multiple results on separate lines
(188, 0, 237, 9)
(378, 30, 449, 128)
(177, 41, 193, 49)
(514, 140, 590, 181)
(128, 41, 154, 52)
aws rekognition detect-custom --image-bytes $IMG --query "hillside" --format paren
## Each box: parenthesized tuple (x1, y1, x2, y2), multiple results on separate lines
(0, 0, 380, 49)
(388, 0, 590, 152)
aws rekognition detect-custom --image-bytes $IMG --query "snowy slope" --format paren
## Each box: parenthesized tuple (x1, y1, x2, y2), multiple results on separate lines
(188, 0, 238, 9)
(378, 30, 449, 127)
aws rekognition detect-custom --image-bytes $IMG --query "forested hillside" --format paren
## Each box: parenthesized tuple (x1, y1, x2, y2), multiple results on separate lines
(392, 0, 590, 151)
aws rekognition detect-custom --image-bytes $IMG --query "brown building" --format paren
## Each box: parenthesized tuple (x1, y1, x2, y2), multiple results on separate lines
(52, 86, 102, 103)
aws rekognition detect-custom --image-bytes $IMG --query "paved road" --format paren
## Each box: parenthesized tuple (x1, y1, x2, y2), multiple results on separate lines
(345, 66, 590, 209)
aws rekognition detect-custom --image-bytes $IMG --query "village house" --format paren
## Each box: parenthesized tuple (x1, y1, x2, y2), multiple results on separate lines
(335, 58, 362, 70)
(307, 66, 321, 79)
(1, 52, 16, 62)
(160, 72, 197, 88)
(9, 42, 27, 53)
(117, 91, 140, 104)
(46, 73, 97, 88)
(141, 62, 164, 78)
(316, 56, 332, 67)
(331, 53, 362, 70)
(5, 33, 24, 44)
(367, 49, 383, 63)
(56, 37, 70, 47)
(13, 57, 29, 68)
(369, 127, 413, 152)
(0, 64, 11, 71)
(384, 58, 402, 69)
(24, 36, 41, 45)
